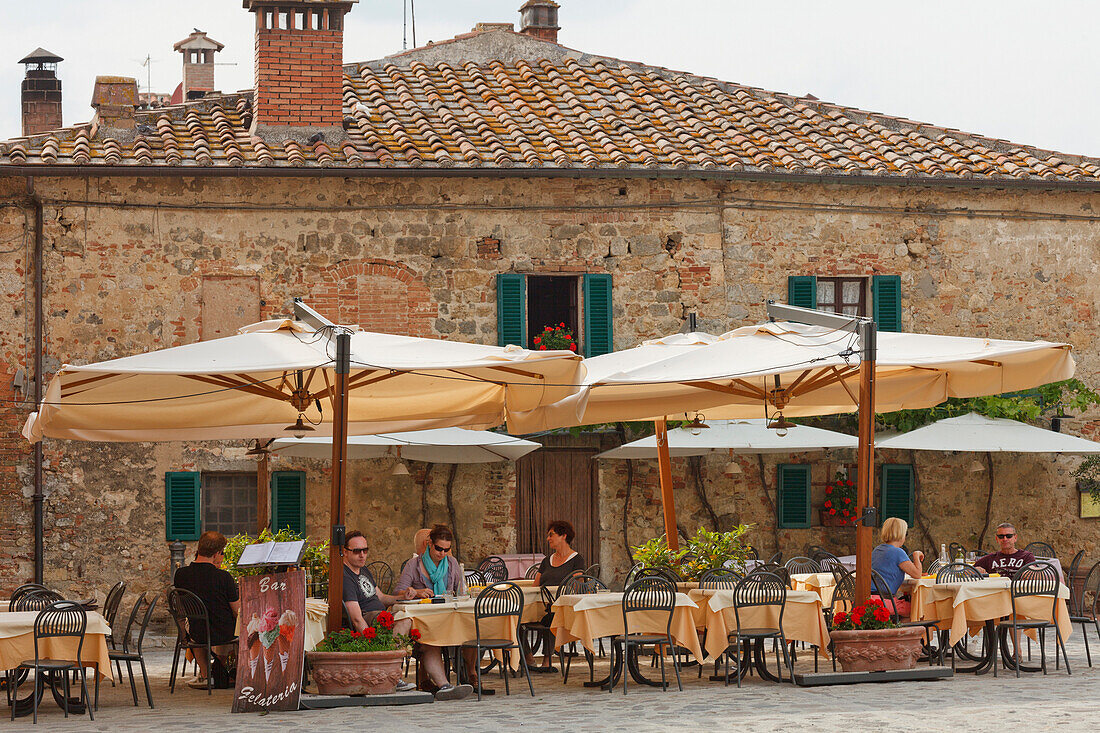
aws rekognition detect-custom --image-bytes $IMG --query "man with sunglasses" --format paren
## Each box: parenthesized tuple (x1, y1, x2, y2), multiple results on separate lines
(975, 523, 1035, 578)
(343, 530, 471, 700)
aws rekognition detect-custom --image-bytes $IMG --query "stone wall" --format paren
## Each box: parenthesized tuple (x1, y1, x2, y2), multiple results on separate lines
(0, 172, 1096, 597)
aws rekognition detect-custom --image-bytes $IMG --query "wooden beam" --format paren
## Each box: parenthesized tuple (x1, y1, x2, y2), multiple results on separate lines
(327, 334, 351, 633)
(655, 418, 679, 552)
(256, 449, 270, 533)
(855, 326, 876, 604)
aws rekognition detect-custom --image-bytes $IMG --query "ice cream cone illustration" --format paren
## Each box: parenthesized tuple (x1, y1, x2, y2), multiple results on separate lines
(277, 609, 298, 672)
(245, 613, 264, 679)
(259, 607, 280, 680)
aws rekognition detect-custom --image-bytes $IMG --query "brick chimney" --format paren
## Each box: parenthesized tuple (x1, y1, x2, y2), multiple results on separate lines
(173, 29, 225, 101)
(243, 0, 356, 139)
(19, 48, 63, 136)
(90, 76, 138, 135)
(519, 0, 560, 43)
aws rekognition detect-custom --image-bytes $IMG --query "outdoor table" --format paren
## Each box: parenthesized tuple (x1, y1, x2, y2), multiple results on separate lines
(907, 576, 1071, 674)
(836, 555, 857, 571)
(688, 588, 830, 682)
(0, 610, 112, 717)
(304, 598, 327, 651)
(550, 591, 703, 689)
(494, 554, 545, 580)
(788, 573, 836, 605)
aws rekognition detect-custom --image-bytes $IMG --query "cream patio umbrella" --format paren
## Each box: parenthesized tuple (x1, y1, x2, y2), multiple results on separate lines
(23, 304, 583, 630)
(271, 428, 541, 464)
(512, 312, 1074, 600)
(596, 418, 858, 459)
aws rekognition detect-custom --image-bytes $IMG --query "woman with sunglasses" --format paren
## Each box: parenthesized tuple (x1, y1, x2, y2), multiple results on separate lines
(975, 523, 1035, 578)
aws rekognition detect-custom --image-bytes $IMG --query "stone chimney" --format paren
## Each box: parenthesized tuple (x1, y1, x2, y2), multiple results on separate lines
(519, 0, 560, 43)
(90, 76, 138, 135)
(243, 0, 357, 140)
(173, 29, 225, 101)
(19, 48, 63, 136)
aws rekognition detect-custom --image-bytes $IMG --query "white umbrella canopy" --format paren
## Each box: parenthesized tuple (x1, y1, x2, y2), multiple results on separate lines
(23, 319, 584, 442)
(509, 321, 1075, 432)
(596, 419, 858, 459)
(271, 428, 540, 464)
(876, 412, 1100, 453)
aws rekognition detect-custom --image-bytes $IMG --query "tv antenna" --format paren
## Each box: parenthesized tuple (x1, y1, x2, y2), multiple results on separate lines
(402, 0, 417, 50)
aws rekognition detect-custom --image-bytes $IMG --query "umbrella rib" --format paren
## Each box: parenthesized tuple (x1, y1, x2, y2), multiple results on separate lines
(60, 373, 122, 397)
(181, 374, 289, 401)
(788, 365, 858, 399)
(233, 372, 297, 401)
(685, 381, 764, 400)
(484, 365, 544, 380)
(732, 379, 766, 396)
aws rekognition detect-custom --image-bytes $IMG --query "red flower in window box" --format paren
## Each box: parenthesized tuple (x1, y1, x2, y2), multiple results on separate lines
(533, 336, 541, 344)
(536, 323, 576, 351)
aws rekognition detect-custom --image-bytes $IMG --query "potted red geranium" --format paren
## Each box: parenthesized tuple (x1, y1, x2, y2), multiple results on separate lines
(822, 472, 858, 526)
(532, 323, 577, 352)
(829, 597, 924, 672)
(307, 611, 420, 695)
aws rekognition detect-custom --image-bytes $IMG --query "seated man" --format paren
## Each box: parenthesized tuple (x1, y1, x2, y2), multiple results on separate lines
(173, 530, 239, 689)
(975, 523, 1036, 577)
(342, 530, 471, 701)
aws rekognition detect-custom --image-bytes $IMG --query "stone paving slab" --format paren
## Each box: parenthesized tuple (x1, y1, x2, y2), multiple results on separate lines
(8, 631, 1098, 732)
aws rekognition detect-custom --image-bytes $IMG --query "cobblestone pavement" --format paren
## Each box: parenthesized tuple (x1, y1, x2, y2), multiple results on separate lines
(9, 631, 1099, 732)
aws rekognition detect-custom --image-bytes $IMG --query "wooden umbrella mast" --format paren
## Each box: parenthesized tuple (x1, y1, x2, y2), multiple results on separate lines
(655, 418, 679, 551)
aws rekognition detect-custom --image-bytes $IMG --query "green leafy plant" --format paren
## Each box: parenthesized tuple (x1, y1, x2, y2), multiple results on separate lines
(631, 525, 754, 581)
(222, 527, 329, 580)
(532, 323, 577, 352)
(1073, 455, 1100, 503)
(831, 597, 897, 630)
(314, 611, 416, 653)
(824, 471, 858, 525)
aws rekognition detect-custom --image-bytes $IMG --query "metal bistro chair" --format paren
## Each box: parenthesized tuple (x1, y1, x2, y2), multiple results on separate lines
(726, 572, 793, 687)
(935, 562, 984, 583)
(167, 588, 225, 695)
(101, 581, 127, 684)
(8, 584, 50, 611)
(478, 556, 509, 584)
(459, 582, 534, 702)
(10, 601, 93, 724)
(948, 542, 967, 561)
(995, 560, 1071, 678)
(784, 556, 821, 576)
(924, 558, 945, 576)
(1024, 541, 1057, 560)
(102, 593, 157, 710)
(623, 562, 645, 588)
(639, 566, 681, 585)
(817, 554, 845, 572)
(365, 560, 394, 595)
(12, 590, 64, 613)
(750, 562, 790, 588)
(615, 575, 682, 695)
(524, 564, 540, 580)
(583, 563, 602, 581)
(825, 570, 857, 671)
(1069, 559, 1100, 667)
(557, 574, 609, 683)
(699, 568, 741, 589)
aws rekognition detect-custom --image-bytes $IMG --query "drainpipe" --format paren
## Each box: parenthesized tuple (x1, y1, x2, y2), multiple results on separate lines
(26, 177, 44, 584)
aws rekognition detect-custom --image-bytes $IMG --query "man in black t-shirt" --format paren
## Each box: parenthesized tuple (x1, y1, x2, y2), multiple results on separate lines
(174, 530, 240, 687)
(975, 522, 1036, 578)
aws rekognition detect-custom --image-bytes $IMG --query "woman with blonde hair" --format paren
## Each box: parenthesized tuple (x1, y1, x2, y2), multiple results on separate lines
(870, 517, 924, 618)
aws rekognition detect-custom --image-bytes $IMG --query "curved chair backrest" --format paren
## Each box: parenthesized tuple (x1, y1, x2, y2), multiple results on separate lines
(34, 601, 87, 662)
(1024, 541, 1056, 559)
(102, 580, 127, 628)
(935, 562, 983, 583)
(583, 563, 601, 580)
(734, 572, 786, 609)
(9, 583, 50, 610)
(524, 564, 540, 580)
(784, 556, 821, 575)
(562, 573, 607, 595)
(828, 571, 857, 617)
(473, 582, 523, 620)
(699, 568, 740, 589)
(948, 542, 967, 561)
(639, 566, 681, 584)
(623, 575, 676, 614)
(1066, 550, 1085, 596)
(464, 569, 487, 587)
(115, 592, 147, 652)
(365, 561, 394, 595)
(167, 587, 210, 646)
(1080, 559, 1100, 620)
(925, 558, 944, 575)
(829, 564, 854, 588)
(479, 556, 509, 583)
(768, 551, 784, 564)
(750, 562, 789, 587)
(13, 589, 64, 612)
(1011, 561, 1059, 598)
(869, 570, 903, 623)
(818, 555, 844, 572)
(624, 562, 644, 587)
(132, 594, 158, 655)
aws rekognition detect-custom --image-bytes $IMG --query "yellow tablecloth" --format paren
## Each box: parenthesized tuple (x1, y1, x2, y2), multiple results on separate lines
(550, 592, 704, 664)
(909, 578, 1072, 645)
(0, 611, 113, 680)
(304, 598, 327, 652)
(688, 589, 831, 660)
(789, 573, 836, 605)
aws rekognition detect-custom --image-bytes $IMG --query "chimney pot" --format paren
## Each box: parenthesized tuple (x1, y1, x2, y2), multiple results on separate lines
(91, 76, 139, 133)
(173, 29, 225, 100)
(19, 48, 64, 136)
(519, 0, 560, 44)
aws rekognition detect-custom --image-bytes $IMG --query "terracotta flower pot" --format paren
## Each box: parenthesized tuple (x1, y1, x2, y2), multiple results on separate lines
(307, 649, 408, 695)
(829, 626, 925, 672)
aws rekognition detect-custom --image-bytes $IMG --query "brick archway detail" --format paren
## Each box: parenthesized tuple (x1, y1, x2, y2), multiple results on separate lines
(310, 259, 436, 337)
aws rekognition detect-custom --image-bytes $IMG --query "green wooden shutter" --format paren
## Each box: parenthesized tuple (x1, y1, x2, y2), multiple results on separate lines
(872, 275, 902, 332)
(165, 471, 201, 541)
(880, 463, 914, 525)
(583, 273, 614, 357)
(776, 464, 811, 529)
(496, 273, 527, 347)
(787, 276, 817, 310)
(271, 471, 306, 536)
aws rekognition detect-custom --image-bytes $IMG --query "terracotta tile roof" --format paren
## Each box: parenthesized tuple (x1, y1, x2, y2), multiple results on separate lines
(2, 30, 1098, 183)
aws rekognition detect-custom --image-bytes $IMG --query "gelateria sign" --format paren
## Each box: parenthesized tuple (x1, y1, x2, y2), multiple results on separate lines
(233, 571, 306, 713)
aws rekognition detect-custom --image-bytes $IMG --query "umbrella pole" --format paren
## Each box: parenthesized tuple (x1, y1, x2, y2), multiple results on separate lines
(327, 332, 352, 633)
(855, 321, 877, 603)
(257, 449, 270, 533)
(655, 418, 679, 551)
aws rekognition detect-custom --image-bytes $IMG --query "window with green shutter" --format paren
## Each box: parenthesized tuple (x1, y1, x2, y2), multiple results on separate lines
(880, 463, 914, 525)
(271, 471, 306, 536)
(165, 471, 201, 541)
(787, 276, 817, 309)
(496, 273, 527, 347)
(872, 275, 902, 332)
(776, 464, 811, 528)
(583, 273, 613, 357)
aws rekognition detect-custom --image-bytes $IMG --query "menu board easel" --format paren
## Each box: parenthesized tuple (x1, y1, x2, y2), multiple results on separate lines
(232, 566, 306, 713)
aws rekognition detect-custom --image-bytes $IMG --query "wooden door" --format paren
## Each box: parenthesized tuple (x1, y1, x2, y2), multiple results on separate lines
(516, 448, 599, 568)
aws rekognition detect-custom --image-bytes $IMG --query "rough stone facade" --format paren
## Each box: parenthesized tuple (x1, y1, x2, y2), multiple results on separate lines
(0, 172, 1097, 598)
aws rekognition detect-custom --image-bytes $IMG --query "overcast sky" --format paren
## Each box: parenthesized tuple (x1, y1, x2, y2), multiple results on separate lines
(1, 0, 1096, 157)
